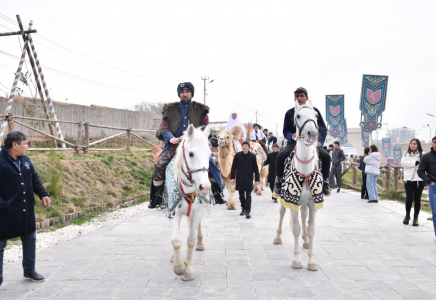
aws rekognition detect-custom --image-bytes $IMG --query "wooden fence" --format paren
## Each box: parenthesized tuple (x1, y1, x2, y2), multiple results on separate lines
(1, 113, 155, 153)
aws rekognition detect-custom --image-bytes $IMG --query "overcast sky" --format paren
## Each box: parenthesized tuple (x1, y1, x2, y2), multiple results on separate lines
(1, 0, 435, 142)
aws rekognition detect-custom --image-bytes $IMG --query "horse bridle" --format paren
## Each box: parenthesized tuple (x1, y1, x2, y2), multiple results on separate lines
(180, 140, 209, 184)
(295, 105, 319, 139)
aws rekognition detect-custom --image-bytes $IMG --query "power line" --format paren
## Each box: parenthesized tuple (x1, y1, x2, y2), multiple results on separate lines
(0, 50, 171, 96)
(0, 13, 167, 81)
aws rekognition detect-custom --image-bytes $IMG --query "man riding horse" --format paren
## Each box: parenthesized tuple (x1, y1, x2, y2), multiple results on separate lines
(149, 82, 225, 208)
(274, 87, 332, 198)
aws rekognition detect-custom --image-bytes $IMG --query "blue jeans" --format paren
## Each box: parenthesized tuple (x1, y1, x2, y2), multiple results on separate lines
(429, 184, 436, 236)
(0, 231, 36, 284)
(366, 173, 378, 200)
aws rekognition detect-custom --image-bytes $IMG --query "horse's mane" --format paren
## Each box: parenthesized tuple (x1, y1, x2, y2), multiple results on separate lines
(173, 127, 210, 183)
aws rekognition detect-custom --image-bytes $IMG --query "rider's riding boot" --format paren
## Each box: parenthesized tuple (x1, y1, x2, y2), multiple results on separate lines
(273, 176, 283, 198)
(211, 182, 226, 205)
(148, 185, 164, 209)
(323, 181, 331, 196)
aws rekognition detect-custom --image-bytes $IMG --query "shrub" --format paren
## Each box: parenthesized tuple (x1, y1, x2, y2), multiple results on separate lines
(46, 149, 63, 198)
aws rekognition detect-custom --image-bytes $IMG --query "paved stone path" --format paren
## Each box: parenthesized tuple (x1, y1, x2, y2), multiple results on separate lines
(2, 188, 436, 299)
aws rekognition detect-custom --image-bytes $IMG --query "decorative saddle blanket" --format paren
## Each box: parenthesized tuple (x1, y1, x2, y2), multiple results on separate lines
(163, 157, 211, 219)
(232, 138, 242, 153)
(280, 152, 324, 211)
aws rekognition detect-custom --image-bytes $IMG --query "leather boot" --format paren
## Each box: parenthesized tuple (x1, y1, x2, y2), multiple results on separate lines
(148, 185, 164, 209)
(273, 176, 283, 198)
(323, 181, 331, 196)
(413, 217, 419, 226)
(211, 182, 226, 205)
(240, 208, 246, 216)
(403, 215, 410, 225)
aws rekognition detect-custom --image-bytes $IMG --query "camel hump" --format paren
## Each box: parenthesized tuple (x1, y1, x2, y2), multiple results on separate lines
(229, 125, 243, 140)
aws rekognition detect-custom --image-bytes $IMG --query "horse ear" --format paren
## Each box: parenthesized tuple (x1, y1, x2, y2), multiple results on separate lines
(295, 100, 300, 110)
(307, 100, 314, 108)
(202, 125, 211, 139)
(186, 124, 195, 139)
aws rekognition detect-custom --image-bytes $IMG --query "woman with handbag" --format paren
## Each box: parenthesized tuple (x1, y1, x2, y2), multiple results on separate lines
(401, 139, 425, 226)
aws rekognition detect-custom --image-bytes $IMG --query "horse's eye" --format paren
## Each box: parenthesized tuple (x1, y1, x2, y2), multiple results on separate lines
(297, 114, 300, 119)
(189, 152, 194, 158)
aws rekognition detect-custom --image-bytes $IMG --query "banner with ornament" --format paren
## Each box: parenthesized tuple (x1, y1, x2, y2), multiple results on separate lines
(359, 75, 389, 133)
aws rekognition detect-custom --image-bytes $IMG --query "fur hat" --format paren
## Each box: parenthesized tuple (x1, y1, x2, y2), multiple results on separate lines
(253, 123, 261, 130)
(177, 82, 195, 97)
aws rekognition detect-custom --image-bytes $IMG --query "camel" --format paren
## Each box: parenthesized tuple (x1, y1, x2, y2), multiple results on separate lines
(273, 100, 323, 271)
(249, 141, 268, 195)
(164, 124, 211, 281)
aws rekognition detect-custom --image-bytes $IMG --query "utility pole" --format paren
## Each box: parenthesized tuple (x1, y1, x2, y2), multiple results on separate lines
(275, 123, 278, 136)
(201, 76, 214, 105)
(254, 110, 259, 123)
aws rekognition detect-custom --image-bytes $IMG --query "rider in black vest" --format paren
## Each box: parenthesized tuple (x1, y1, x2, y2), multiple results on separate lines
(274, 87, 332, 197)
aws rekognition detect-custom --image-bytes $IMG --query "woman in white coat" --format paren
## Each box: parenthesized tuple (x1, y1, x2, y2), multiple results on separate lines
(401, 139, 424, 226)
(364, 145, 381, 203)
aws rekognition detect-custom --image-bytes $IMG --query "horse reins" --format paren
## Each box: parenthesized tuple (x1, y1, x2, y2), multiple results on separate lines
(293, 105, 318, 165)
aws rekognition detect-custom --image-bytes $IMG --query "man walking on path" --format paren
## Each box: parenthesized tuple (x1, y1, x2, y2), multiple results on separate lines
(0, 131, 51, 287)
(329, 141, 346, 193)
(231, 141, 260, 219)
(417, 136, 436, 237)
(274, 87, 332, 197)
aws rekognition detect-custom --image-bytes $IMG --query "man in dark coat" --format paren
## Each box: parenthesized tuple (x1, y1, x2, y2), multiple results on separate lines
(0, 131, 50, 286)
(263, 143, 279, 202)
(358, 147, 370, 199)
(267, 132, 277, 151)
(149, 82, 224, 208)
(329, 141, 346, 193)
(274, 87, 332, 197)
(231, 141, 260, 219)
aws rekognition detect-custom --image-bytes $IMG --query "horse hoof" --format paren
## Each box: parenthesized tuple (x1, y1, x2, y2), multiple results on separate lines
(273, 238, 282, 245)
(307, 263, 318, 271)
(181, 272, 195, 281)
(173, 262, 186, 275)
(196, 244, 205, 251)
(303, 243, 309, 249)
(292, 261, 303, 269)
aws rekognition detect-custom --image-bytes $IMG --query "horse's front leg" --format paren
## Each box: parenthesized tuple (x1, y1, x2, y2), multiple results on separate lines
(301, 204, 309, 249)
(196, 221, 204, 251)
(291, 210, 302, 269)
(307, 203, 318, 271)
(182, 203, 204, 281)
(273, 205, 286, 244)
(171, 211, 185, 275)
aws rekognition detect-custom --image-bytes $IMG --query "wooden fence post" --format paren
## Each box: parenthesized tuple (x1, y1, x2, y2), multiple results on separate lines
(352, 166, 357, 185)
(126, 128, 132, 152)
(385, 167, 390, 190)
(83, 122, 89, 154)
(394, 166, 399, 191)
(7, 113, 13, 131)
(76, 121, 82, 154)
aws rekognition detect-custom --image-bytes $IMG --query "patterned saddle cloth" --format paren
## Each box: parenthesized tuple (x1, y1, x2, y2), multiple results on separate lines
(163, 157, 211, 219)
(279, 152, 324, 211)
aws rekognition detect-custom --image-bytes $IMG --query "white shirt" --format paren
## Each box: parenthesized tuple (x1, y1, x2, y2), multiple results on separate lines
(250, 129, 265, 141)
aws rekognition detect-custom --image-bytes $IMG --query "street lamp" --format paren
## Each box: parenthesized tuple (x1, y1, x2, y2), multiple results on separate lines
(427, 113, 436, 117)
(423, 124, 436, 142)
(201, 76, 214, 105)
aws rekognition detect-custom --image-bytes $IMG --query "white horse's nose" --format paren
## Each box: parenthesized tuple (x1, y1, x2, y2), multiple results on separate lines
(198, 182, 211, 195)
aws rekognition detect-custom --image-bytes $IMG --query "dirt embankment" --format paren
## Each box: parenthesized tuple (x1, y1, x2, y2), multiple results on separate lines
(28, 151, 154, 221)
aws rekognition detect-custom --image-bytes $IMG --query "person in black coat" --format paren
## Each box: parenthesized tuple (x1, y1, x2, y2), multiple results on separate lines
(0, 132, 50, 286)
(231, 141, 260, 219)
(263, 143, 280, 202)
(359, 147, 370, 199)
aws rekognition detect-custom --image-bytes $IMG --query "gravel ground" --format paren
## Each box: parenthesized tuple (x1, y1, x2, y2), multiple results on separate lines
(341, 188, 434, 228)
(3, 202, 149, 264)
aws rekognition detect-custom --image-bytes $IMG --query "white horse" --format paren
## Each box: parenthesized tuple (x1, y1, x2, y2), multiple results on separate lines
(165, 124, 211, 281)
(273, 100, 322, 271)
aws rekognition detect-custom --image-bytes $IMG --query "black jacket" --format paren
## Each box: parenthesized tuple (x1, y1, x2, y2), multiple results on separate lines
(231, 151, 260, 191)
(263, 151, 279, 183)
(0, 145, 48, 240)
(331, 148, 346, 167)
(418, 147, 436, 185)
(283, 107, 327, 145)
(358, 155, 366, 175)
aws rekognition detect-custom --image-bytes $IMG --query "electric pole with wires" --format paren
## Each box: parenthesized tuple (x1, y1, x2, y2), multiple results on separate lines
(201, 76, 214, 105)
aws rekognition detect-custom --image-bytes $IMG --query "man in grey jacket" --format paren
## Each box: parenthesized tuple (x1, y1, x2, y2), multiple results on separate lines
(329, 141, 346, 193)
